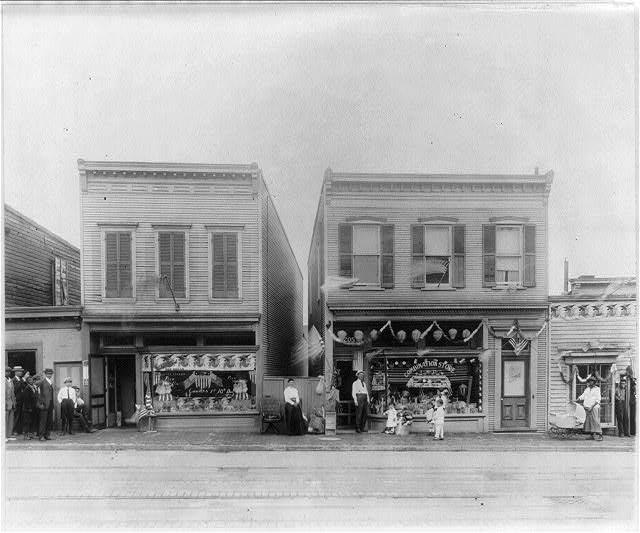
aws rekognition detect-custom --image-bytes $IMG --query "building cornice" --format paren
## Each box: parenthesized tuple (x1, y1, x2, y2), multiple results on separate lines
(78, 159, 260, 176)
(5, 306, 83, 320)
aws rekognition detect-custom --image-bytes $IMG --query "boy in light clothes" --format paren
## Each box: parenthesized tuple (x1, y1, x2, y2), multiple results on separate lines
(433, 398, 445, 440)
(382, 400, 398, 435)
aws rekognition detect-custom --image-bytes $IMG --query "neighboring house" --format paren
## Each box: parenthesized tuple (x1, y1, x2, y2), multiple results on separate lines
(4, 204, 89, 421)
(308, 168, 553, 432)
(549, 275, 637, 430)
(78, 160, 303, 431)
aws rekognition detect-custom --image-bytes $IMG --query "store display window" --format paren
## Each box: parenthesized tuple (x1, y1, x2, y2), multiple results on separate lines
(368, 355, 483, 416)
(142, 353, 257, 413)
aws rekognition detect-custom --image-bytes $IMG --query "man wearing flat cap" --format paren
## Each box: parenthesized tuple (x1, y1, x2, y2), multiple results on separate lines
(352, 370, 370, 433)
(37, 368, 55, 440)
(577, 374, 603, 441)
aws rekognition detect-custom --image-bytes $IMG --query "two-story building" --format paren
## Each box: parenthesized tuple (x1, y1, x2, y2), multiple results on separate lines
(4, 204, 88, 422)
(309, 168, 553, 433)
(78, 160, 304, 431)
(549, 275, 636, 433)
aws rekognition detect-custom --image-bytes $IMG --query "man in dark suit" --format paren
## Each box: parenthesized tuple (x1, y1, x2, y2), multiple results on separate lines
(11, 366, 26, 435)
(37, 368, 55, 440)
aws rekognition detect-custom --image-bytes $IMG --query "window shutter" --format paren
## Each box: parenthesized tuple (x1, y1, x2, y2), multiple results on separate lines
(212, 234, 226, 298)
(523, 225, 536, 287)
(338, 224, 352, 278)
(158, 233, 172, 298)
(53, 257, 61, 305)
(172, 233, 186, 298)
(225, 233, 238, 297)
(482, 225, 496, 287)
(381, 224, 394, 288)
(105, 233, 118, 297)
(411, 225, 424, 288)
(452, 225, 465, 288)
(118, 233, 132, 297)
(60, 259, 68, 305)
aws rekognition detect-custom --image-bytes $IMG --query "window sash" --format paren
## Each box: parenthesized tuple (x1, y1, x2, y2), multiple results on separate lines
(352, 225, 380, 285)
(572, 363, 615, 425)
(423, 226, 452, 286)
(495, 226, 522, 284)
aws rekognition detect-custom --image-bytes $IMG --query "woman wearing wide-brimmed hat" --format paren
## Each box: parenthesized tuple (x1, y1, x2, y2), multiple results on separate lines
(577, 375, 603, 441)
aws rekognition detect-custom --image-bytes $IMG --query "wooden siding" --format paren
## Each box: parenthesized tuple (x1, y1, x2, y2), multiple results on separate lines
(80, 175, 260, 316)
(325, 195, 548, 309)
(4, 204, 80, 307)
(260, 182, 304, 376)
(549, 311, 637, 416)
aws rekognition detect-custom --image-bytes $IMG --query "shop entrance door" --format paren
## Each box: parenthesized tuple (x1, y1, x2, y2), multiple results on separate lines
(336, 360, 356, 429)
(54, 362, 83, 427)
(90, 355, 106, 427)
(501, 357, 530, 428)
(104, 356, 137, 428)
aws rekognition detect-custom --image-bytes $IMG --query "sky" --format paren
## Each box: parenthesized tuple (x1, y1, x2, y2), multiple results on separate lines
(2, 3, 637, 313)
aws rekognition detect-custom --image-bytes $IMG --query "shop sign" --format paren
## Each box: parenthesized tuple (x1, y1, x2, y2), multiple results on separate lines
(404, 359, 455, 377)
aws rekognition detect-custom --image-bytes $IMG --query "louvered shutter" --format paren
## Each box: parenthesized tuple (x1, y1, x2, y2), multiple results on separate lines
(482, 225, 496, 287)
(380, 225, 394, 288)
(523, 225, 536, 287)
(118, 233, 132, 297)
(159, 233, 172, 298)
(225, 234, 238, 297)
(411, 225, 424, 288)
(60, 258, 68, 305)
(452, 225, 465, 288)
(212, 234, 226, 298)
(105, 233, 119, 297)
(338, 224, 352, 278)
(172, 233, 186, 298)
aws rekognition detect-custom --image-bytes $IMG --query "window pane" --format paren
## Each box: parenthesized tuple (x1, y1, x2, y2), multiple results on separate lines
(496, 226, 521, 255)
(425, 256, 450, 284)
(354, 255, 379, 283)
(425, 226, 450, 255)
(353, 225, 379, 254)
(496, 256, 520, 271)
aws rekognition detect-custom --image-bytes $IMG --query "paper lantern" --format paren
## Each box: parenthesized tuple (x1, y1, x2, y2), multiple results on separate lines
(370, 329, 379, 341)
(402, 361, 406, 366)
(433, 330, 443, 341)
(337, 330, 347, 341)
(411, 329, 421, 343)
(396, 330, 407, 343)
(448, 328, 457, 339)
(462, 329, 471, 339)
(354, 330, 364, 342)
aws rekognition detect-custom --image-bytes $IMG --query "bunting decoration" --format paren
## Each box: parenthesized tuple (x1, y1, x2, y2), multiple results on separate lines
(488, 319, 548, 356)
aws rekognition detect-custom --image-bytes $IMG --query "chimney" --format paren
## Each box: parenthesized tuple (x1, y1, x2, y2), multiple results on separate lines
(563, 258, 569, 295)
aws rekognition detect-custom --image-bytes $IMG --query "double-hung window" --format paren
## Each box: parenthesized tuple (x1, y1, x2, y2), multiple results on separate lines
(571, 362, 615, 425)
(483, 223, 536, 287)
(338, 222, 394, 288)
(411, 224, 465, 288)
(157, 231, 187, 299)
(210, 230, 241, 299)
(104, 230, 134, 298)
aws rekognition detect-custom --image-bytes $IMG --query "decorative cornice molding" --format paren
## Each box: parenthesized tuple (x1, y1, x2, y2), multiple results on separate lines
(550, 302, 636, 320)
(345, 216, 388, 223)
(489, 216, 530, 223)
(418, 216, 459, 223)
(327, 180, 550, 196)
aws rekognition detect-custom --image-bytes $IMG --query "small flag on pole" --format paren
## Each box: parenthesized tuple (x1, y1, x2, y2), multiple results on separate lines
(424, 258, 450, 275)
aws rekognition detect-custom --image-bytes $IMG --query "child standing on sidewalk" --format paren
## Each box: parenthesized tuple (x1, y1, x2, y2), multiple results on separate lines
(383, 400, 398, 434)
(433, 398, 445, 440)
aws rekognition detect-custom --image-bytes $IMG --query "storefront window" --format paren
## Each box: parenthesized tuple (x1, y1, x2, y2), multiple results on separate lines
(572, 363, 615, 425)
(142, 353, 257, 413)
(368, 356, 482, 416)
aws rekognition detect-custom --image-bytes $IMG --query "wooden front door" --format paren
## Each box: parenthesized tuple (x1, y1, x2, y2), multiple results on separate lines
(501, 357, 529, 428)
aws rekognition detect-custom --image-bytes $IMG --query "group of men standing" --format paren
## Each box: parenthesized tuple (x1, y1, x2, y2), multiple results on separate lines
(5, 366, 94, 441)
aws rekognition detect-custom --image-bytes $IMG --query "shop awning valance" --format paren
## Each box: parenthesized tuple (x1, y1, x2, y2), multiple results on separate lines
(142, 352, 256, 372)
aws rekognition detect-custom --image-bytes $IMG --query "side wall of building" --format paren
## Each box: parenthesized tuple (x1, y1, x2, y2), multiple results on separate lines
(260, 179, 305, 376)
(5, 205, 81, 307)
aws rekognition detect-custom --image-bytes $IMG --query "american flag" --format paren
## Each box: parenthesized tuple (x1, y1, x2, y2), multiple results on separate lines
(138, 392, 156, 419)
(509, 336, 529, 355)
(424, 258, 450, 275)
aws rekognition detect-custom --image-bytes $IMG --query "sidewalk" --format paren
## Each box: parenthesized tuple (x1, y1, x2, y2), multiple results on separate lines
(5, 428, 637, 452)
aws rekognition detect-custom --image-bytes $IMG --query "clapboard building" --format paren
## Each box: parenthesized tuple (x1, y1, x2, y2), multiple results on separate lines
(4, 204, 88, 415)
(308, 168, 553, 432)
(78, 160, 304, 431)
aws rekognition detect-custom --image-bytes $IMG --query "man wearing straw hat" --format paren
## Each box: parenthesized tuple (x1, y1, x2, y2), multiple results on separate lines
(352, 370, 370, 433)
(577, 374, 603, 441)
